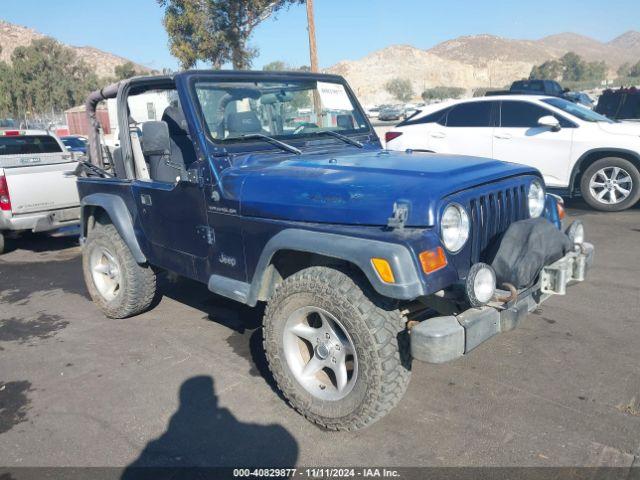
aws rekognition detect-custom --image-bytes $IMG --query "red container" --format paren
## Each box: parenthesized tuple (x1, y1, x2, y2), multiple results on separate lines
(65, 106, 110, 136)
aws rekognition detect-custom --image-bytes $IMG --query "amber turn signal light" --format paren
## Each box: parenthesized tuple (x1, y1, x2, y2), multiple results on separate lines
(371, 258, 396, 283)
(556, 201, 566, 220)
(419, 247, 448, 274)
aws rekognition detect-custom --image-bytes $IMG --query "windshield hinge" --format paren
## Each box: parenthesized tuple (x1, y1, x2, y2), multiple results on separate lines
(387, 202, 409, 230)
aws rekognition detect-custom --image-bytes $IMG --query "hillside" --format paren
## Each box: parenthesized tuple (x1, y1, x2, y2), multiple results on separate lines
(0, 20, 149, 78)
(329, 31, 640, 105)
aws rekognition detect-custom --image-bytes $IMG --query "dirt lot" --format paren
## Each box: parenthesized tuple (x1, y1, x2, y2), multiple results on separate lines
(0, 200, 639, 471)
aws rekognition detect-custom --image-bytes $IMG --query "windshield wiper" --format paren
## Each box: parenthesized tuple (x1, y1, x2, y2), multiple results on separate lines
(241, 133, 301, 155)
(315, 130, 363, 148)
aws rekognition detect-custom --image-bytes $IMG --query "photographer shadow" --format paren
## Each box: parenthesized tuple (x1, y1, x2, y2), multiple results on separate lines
(121, 375, 298, 479)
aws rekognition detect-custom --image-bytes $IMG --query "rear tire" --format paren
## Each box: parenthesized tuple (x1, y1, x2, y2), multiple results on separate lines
(580, 157, 640, 212)
(263, 266, 411, 431)
(0, 232, 4, 255)
(83, 221, 156, 318)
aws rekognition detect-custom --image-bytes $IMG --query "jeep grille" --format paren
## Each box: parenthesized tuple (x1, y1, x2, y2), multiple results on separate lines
(469, 185, 528, 263)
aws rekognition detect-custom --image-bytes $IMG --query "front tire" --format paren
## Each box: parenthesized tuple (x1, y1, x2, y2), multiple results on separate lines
(83, 221, 156, 318)
(0, 232, 4, 255)
(263, 266, 411, 430)
(580, 157, 640, 211)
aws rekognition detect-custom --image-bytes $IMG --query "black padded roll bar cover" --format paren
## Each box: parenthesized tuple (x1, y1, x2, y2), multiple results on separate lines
(490, 218, 572, 289)
(85, 82, 120, 168)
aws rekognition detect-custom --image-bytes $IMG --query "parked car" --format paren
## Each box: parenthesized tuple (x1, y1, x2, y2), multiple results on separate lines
(510, 79, 566, 97)
(77, 71, 593, 430)
(365, 106, 380, 119)
(485, 80, 568, 100)
(564, 91, 596, 109)
(0, 129, 81, 253)
(386, 94, 640, 211)
(378, 105, 405, 121)
(61, 135, 88, 155)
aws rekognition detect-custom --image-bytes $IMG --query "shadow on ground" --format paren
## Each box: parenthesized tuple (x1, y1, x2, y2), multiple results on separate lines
(1, 230, 79, 255)
(121, 376, 298, 477)
(157, 275, 279, 393)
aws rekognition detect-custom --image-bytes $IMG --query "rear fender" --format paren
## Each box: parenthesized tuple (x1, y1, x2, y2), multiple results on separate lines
(81, 193, 146, 264)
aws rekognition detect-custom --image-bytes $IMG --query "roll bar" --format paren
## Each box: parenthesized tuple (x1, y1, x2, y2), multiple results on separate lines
(85, 82, 120, 168)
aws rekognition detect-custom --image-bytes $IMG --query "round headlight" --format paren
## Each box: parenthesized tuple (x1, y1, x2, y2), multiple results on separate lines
(440, 203, 470, 252)
(528, 180, 545, 218)
(465, 263, 497, 307)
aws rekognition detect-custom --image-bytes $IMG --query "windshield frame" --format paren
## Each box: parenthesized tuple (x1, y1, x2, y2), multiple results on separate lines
(186, 72, 375, 152)
(542, 97, 614, 124)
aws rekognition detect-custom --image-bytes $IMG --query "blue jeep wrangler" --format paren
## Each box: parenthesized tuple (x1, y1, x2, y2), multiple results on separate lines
(77, 71, 593, 430)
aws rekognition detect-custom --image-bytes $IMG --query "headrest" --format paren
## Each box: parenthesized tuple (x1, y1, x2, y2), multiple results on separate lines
(226, 111, 263, 135)
(336, 114, 355, 130)
(162, 105, 189, 136)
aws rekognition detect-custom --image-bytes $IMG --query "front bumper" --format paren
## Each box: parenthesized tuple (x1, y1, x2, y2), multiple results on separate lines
(0, 207, 81, 233)
(410, 242, 594, 363)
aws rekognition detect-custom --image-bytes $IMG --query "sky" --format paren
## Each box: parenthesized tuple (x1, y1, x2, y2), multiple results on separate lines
(1, 0, 639, 71)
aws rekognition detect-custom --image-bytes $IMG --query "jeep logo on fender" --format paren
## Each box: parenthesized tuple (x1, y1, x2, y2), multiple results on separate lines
(218, 253, 237, 267)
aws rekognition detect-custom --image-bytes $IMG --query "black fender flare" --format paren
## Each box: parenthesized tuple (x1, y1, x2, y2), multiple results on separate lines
(569, 148, 640, 194)
(80, 193, 146, 264)
(244, 229, 425, 305)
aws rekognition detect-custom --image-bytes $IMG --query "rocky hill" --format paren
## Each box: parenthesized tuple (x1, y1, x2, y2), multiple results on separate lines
(329, 31, 640, 105)
(0, 20, 149, 78)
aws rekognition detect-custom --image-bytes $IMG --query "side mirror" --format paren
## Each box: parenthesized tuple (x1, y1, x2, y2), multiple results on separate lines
(141, 121, 171, 156)
(538, 115, 561, 131)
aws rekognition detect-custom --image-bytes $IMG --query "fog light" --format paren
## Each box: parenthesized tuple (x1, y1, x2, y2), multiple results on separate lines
(465, 263, 496, 307)
(566, 220, 585, 245)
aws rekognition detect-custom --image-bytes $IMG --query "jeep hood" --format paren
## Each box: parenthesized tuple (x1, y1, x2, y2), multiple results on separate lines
(227, 150, 538, 227)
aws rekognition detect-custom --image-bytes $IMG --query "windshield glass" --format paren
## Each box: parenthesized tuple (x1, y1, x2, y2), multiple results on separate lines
(542, 98, 614, 123)
(194, 79, 369, 143)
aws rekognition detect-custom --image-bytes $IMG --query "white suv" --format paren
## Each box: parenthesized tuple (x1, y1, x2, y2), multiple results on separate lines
(385, 95, 640, 211)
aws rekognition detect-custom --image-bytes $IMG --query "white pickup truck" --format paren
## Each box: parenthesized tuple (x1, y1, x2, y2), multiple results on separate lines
(0, 129, 80, 254)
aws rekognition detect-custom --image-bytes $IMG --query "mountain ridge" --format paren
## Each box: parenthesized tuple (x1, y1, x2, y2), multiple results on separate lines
(0, 20, 150, 78)
(328, 31, 640, 104)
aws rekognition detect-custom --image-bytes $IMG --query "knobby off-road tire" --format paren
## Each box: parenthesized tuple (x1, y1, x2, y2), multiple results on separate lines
(263, 266, 411, 430)
(83, 221, 156, 319)
(580, 157, 640, 212)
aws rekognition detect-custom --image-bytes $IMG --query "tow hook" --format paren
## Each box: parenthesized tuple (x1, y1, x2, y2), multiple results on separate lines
(493, 282, 518, 304)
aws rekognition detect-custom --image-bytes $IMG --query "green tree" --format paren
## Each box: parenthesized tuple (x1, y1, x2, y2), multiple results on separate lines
(617, 62, 631, 78)
(0, 60, 18, 118)
(262, 60, 288, 71)
(422, 86, 465, 101)
(530, 52, 608, 83)
(114, 61, 139, 80)
(0, 38, 99, 119)
(10, 38, 98, 116)
(157, 0, 304, 70)
(530, 60, 563, 80)
(629, 61, 640, 78)
(385, 78, 414, 102)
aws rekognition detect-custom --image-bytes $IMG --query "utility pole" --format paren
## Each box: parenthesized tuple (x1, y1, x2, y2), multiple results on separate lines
(306, 0, 319, 72)
(306, 0, 322, 124)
